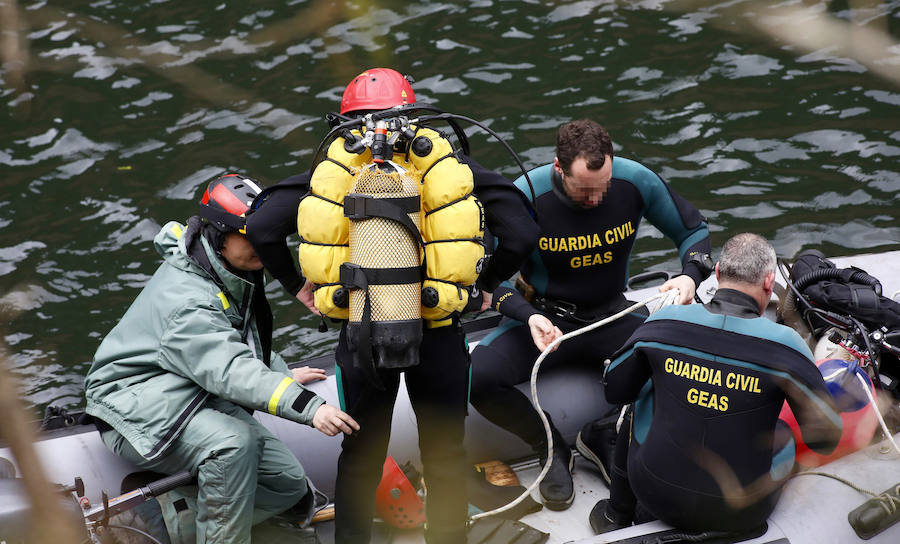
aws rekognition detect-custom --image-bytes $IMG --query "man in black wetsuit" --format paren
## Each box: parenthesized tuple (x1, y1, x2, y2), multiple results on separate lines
(246, 173, 317, 312)
(591, 233, 842, 534)
(468, 119, 712, 510)
(247, 68, 539, 544)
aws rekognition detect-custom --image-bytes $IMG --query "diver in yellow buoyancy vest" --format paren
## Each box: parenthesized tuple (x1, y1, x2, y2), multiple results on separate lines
(296, 68, 539, 544)
(297, 119, 486, 371)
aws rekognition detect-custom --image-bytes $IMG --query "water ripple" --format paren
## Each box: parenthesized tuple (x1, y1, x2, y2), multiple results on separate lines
(791, 130, 900, 158)
(2, 128, 116, 168)
(777, 189, 872, 210)
(0, 242, 48, 277)
(712, 49, 783, 78)
(774, 221, 900, 258)
(3, 0, 899, 417)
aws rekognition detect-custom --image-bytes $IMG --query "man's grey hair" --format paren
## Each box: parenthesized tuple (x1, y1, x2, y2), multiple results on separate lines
(717, 233, 776, 284)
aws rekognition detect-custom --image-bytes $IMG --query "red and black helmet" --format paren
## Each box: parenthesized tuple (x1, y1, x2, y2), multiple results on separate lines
(340, 68, 416, 115)
(199, 174, 263, 233)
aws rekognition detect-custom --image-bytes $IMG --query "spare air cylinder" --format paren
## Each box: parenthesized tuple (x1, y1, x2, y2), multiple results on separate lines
(342, 163, 423, 370)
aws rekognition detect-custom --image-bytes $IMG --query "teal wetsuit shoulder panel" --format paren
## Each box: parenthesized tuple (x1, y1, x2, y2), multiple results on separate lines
(612, 157, 708, 262)
(514, 163, 554, 203)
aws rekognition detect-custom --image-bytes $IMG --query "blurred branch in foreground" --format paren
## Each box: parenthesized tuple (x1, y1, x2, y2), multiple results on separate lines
(664, 0, 900, 88)
(0, 0, 28, 93)
(0, 349, 82, 544)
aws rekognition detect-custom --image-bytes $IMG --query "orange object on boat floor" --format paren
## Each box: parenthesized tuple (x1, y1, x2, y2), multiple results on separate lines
(375, 455, 426, 528)
(780, 358, 878, 467)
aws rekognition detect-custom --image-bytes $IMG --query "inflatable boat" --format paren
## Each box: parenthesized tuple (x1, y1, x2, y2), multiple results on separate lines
(2, 251, 899, 544)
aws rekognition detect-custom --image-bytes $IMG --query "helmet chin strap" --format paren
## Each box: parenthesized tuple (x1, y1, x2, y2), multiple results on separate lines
(199, 205, 245, 232)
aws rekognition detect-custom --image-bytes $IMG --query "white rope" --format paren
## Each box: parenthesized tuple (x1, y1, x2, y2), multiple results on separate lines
(856, 372, 900, 457)
(470, 288, 681, 521)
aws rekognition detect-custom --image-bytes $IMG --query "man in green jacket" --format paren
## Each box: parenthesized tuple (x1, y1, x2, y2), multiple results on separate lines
(85, 174, 359, 543)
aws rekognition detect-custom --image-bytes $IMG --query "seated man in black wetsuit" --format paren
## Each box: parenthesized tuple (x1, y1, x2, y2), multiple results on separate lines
(591, 233, 842, 534)
(468, 119, 712, 510)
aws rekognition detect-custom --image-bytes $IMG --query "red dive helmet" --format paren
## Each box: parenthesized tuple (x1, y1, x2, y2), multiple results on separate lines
(340, 68, 416, 115)
(374, 456, 426, 528)
(199, 174, 263, 233)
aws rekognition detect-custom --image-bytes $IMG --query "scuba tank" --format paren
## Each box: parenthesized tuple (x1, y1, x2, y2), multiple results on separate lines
(344, 162, 424, 369)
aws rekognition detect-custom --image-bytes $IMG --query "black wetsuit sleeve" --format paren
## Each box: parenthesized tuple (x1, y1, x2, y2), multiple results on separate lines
(603, 337, 652, 404)
(492, 280, 538, 323)
(245, 173, 311, 296)
(679, 236, 713, 288)
(461, 155, 539, 292)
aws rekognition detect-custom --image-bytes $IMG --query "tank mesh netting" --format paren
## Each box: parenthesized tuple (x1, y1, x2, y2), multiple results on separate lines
(349, 167, 422, 322)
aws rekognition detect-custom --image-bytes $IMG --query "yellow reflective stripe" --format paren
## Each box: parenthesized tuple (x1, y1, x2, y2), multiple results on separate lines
(268, 377, 294, 415)
(216, 292, 230, 310)
(170, 224, 183, 238)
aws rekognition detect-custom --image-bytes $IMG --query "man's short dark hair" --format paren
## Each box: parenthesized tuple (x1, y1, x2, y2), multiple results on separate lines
(556, 119, 613, 174)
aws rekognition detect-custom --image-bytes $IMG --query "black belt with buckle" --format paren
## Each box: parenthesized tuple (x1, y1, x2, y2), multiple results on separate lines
(532, 294, 630, 324)
(533, 295, 595, 323)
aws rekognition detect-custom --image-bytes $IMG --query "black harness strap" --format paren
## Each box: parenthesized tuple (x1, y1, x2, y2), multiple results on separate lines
(340, 264, 422, 287)
(344, 194, 424, 247)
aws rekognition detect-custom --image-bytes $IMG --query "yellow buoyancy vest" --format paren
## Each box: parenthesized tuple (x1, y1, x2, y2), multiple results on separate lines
(297, 127, 485, 324)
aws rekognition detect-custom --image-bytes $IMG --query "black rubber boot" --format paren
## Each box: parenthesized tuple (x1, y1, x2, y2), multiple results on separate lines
(575, 411, 619, 487)
(588, 499, 633, 534)
(536, 416, 574, 511)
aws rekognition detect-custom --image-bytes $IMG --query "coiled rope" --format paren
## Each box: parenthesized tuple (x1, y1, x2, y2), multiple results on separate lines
(470, 288, 681, 521)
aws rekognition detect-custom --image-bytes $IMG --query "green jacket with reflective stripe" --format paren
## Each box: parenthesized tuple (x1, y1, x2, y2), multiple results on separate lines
(85, 220, 324, 460)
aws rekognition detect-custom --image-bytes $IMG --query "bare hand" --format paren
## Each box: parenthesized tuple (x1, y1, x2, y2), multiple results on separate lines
(528, 313, 563, 352)
(292, 366, 327, 385)
(480, 291, 493, 312)
(296, 281, 320, 315)
(659, 274, 695, 305)
(312, 404, 360, 436)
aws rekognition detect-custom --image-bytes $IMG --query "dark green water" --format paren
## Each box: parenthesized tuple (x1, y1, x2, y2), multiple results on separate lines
(2, 1, 898, 415)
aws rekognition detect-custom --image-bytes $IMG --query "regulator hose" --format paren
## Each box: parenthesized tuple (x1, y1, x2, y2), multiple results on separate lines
(793, 268, 882, 296)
